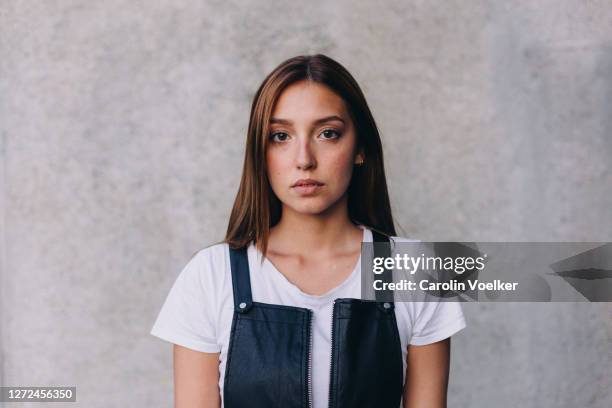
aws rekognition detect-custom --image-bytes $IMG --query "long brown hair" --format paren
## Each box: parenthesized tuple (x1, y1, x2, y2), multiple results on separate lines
(225, 54, 396, 254)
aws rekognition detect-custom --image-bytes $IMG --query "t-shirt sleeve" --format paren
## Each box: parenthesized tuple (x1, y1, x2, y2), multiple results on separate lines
(409, 300, 466, 346)
(150, 250, 221, 353)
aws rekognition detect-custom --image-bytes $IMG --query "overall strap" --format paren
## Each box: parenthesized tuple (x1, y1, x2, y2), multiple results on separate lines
(229, 246, 253, 313)
(372, 230, 395, 304)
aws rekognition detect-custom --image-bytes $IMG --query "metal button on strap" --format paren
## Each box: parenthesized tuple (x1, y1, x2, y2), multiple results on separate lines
(239, 302, 247, 309)
(383, 302, 391, 309)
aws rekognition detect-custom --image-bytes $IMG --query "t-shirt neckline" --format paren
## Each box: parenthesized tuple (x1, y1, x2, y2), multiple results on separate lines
(248, 225, 372, 302)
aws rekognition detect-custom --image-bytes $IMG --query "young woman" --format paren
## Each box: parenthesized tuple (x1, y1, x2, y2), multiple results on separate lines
(151, 54, 466, 408)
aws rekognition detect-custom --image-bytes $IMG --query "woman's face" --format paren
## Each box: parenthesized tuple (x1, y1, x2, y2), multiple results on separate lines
(266, 80, 364, 216)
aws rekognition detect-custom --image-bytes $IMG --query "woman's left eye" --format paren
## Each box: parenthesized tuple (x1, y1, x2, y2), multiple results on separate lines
(320, 129, 341, 139)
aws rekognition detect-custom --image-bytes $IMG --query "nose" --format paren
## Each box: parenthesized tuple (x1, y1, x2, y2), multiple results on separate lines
(296, 137, 316, 170)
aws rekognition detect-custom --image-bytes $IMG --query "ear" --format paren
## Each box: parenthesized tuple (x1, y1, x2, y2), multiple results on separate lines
(354, 149, 365, 165)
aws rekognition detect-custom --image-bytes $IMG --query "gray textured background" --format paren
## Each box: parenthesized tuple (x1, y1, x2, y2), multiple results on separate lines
(1, 1, 611, 407)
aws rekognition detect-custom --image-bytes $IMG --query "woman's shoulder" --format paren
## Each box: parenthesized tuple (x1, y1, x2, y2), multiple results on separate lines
(389, 234, 421, 244)
(369, 227, 420, 244)
(168, 242, 235, 301)
(188, 241, 237, 273)
(362, 225, 419, 243)
(178, 241, 233, 281)
(190, 241, 231, 261)
(385, 233, 437, 258)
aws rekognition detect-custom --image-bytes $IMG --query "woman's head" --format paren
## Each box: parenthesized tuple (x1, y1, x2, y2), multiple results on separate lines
(266, 80, 361, 218)
(225, 54, 395, 252)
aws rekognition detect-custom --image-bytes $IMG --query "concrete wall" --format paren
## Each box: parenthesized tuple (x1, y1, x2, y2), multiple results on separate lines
(1, 1, 610, 407)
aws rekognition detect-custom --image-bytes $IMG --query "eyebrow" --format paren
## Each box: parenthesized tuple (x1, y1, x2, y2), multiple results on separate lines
(269, 115, 346, 126)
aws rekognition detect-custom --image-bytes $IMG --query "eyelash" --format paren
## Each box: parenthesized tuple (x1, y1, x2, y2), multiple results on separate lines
(268, 128, 342, 143)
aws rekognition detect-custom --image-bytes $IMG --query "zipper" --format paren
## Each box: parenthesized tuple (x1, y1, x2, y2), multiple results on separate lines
(306, 309, 314, 408)
(327, 299, 338, 408)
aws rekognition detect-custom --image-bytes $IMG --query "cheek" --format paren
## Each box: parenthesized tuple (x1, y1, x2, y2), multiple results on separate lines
(326, 148, 355, 180)
(266, 151, 290, 183)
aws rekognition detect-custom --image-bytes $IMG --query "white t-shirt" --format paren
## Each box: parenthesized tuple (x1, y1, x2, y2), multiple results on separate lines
(150, 226, 466, 408)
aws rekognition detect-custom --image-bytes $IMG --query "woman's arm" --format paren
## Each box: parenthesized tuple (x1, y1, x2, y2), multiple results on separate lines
(403, 338, 451, 408)
(174, 345, 221, 408)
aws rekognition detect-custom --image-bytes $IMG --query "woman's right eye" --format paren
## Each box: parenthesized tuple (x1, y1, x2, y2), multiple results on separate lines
(269, 132, 289, 143)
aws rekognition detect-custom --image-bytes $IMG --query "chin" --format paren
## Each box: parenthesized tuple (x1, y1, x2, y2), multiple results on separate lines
(286, 199, 334, 216)
(293, 205, 330, 216)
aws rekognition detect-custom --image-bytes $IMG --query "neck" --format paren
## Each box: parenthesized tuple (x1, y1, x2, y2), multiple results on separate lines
(269, 195, 363, 255)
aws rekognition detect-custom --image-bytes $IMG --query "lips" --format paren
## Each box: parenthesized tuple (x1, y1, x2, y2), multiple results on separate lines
(291, 178, 324, 188)
(291, 179, 324, 196)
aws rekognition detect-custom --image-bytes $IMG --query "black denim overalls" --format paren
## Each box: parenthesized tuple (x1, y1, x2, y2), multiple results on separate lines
(223, 230, 404, 408)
